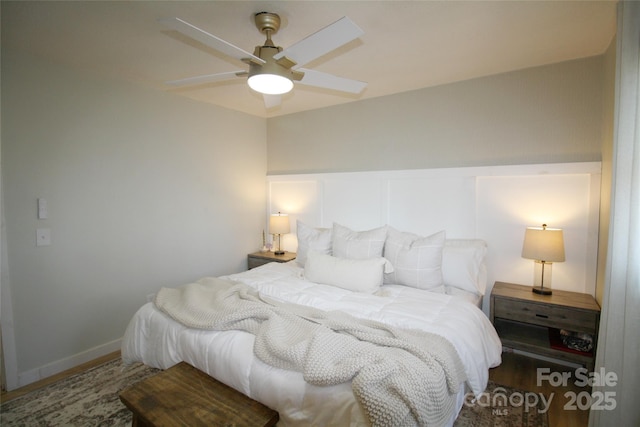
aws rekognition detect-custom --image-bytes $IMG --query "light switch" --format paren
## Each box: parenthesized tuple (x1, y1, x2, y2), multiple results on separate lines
(37, 198, 48, 220)
(36, 228, 51, 246)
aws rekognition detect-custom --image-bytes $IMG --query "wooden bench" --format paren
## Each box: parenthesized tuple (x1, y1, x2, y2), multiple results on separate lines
(119, 361, 279, 427)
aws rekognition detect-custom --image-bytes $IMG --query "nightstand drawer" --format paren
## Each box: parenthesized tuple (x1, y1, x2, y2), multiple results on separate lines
(494, 299, 598, 333)
(248, 257, 269, 269)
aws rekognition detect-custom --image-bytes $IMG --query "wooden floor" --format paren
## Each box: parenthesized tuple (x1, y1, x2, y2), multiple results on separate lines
(490, 351, 591, 427)
(2, 349, 590, 426)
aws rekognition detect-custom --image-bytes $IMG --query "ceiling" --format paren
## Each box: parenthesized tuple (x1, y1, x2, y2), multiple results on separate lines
(1, 1, 617, 118)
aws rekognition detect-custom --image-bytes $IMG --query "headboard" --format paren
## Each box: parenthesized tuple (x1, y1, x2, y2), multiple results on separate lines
(267, 162, 601, 312)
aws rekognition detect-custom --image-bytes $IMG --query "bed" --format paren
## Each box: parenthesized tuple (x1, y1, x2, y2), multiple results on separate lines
(121, 223, 502, 426)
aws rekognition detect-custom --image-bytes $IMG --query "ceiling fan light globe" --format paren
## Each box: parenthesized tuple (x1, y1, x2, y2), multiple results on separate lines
(248, 74, 293, 95)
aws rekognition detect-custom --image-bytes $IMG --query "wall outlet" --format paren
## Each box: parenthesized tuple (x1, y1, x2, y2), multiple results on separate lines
(36, 228, 51, 246)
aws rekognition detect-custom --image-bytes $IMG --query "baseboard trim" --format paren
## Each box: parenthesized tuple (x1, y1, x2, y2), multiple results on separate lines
(16, 339, 122, 389)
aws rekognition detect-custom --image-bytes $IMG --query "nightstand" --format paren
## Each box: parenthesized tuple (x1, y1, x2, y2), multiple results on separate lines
(248, 251, 296, 269)
(490, 281, 600, 371)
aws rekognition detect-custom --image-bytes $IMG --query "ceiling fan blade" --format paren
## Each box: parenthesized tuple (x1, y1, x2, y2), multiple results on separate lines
(165, 71, 245, 87)
(274, 16, 363, 68)
(263, 94, 282, 108)
(159, 17, 265, 65)
(297, 69, 367, 94)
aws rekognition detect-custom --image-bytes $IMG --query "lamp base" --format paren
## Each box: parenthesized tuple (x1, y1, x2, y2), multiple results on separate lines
(274, 250, 285, 255)
(532, 286, 552, 295)
(531, 260, 553, 295)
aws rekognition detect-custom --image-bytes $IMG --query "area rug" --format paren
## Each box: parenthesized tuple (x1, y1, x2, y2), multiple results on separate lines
(1, 358, 547, 426)
(454, 381, 549, 427)
(0, 358, 159, 426)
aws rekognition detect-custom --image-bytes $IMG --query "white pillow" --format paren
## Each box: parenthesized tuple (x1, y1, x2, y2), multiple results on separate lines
(383, 227, 446, 290)
(305, 250, 392, 293)
(296, 220, 332, 266)
(442, 239, 488, 296)
(332, 223, 387, 259)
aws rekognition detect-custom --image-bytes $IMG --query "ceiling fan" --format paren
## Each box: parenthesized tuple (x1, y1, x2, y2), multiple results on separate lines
(159, 12, 367, 108)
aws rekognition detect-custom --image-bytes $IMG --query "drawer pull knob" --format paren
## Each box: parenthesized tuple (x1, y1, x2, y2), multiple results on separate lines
(535, 314, 549, 318)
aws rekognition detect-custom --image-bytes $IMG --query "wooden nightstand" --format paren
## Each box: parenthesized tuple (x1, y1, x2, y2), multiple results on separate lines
(490, 281, 600, 370)
(248, 251, 296, 269)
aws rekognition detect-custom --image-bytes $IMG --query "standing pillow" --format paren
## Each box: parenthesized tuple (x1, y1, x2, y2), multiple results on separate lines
(296, 220, 332, 267)
(383, 227, 446, 290)
(442, 239, 488, 296)
(332, 223, 388, 259)
(305, 250, 392, 293)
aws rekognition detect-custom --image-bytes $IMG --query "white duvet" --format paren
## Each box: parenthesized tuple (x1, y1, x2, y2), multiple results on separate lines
(121, 262, 502, 426)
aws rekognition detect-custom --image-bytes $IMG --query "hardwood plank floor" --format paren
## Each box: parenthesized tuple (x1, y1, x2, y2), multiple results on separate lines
(491, 351, 591, 427)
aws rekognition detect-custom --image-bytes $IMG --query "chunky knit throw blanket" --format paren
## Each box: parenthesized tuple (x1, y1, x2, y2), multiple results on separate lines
(154, 277, 467, 427)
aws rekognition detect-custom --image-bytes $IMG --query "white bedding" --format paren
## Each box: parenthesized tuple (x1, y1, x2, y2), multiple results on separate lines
(121, 261, 502, 426)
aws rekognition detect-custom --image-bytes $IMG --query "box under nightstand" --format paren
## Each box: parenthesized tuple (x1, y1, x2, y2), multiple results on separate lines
(490, 281, 600, 371)
(248, 251, 296, 269)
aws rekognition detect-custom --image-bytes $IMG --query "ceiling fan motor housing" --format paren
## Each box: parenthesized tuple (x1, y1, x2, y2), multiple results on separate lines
(248, 44, 303, 83)
(250, 45, 282, 74)
(248, 12, 301, 86)
(247, 45, 300, 94)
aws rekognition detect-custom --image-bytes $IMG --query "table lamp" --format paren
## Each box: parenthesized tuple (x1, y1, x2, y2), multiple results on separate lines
(269, 212, 290, 255)
(522, 224, 565, 295)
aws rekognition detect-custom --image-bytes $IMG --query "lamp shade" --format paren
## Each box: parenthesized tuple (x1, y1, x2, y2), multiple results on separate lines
(248, 74, 293, 95)
(522, 225, 565, 262)
(269, 213, 290, 235)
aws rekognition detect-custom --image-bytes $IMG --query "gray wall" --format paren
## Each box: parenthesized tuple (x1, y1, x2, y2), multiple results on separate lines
(267, 56, 604, 174)
(1, 50, 266, 382)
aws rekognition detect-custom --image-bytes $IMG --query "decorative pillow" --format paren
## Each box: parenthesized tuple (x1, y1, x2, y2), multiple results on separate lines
(442, 239, 488, 296)
(383, 227, 446, 290)
(304, 250, 392, 293)
(332, 223, 387, 259)
(296, 220, 332, 266)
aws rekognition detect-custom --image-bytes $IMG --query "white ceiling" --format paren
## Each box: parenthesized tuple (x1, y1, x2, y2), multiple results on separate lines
(1, 1, 617, 118)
